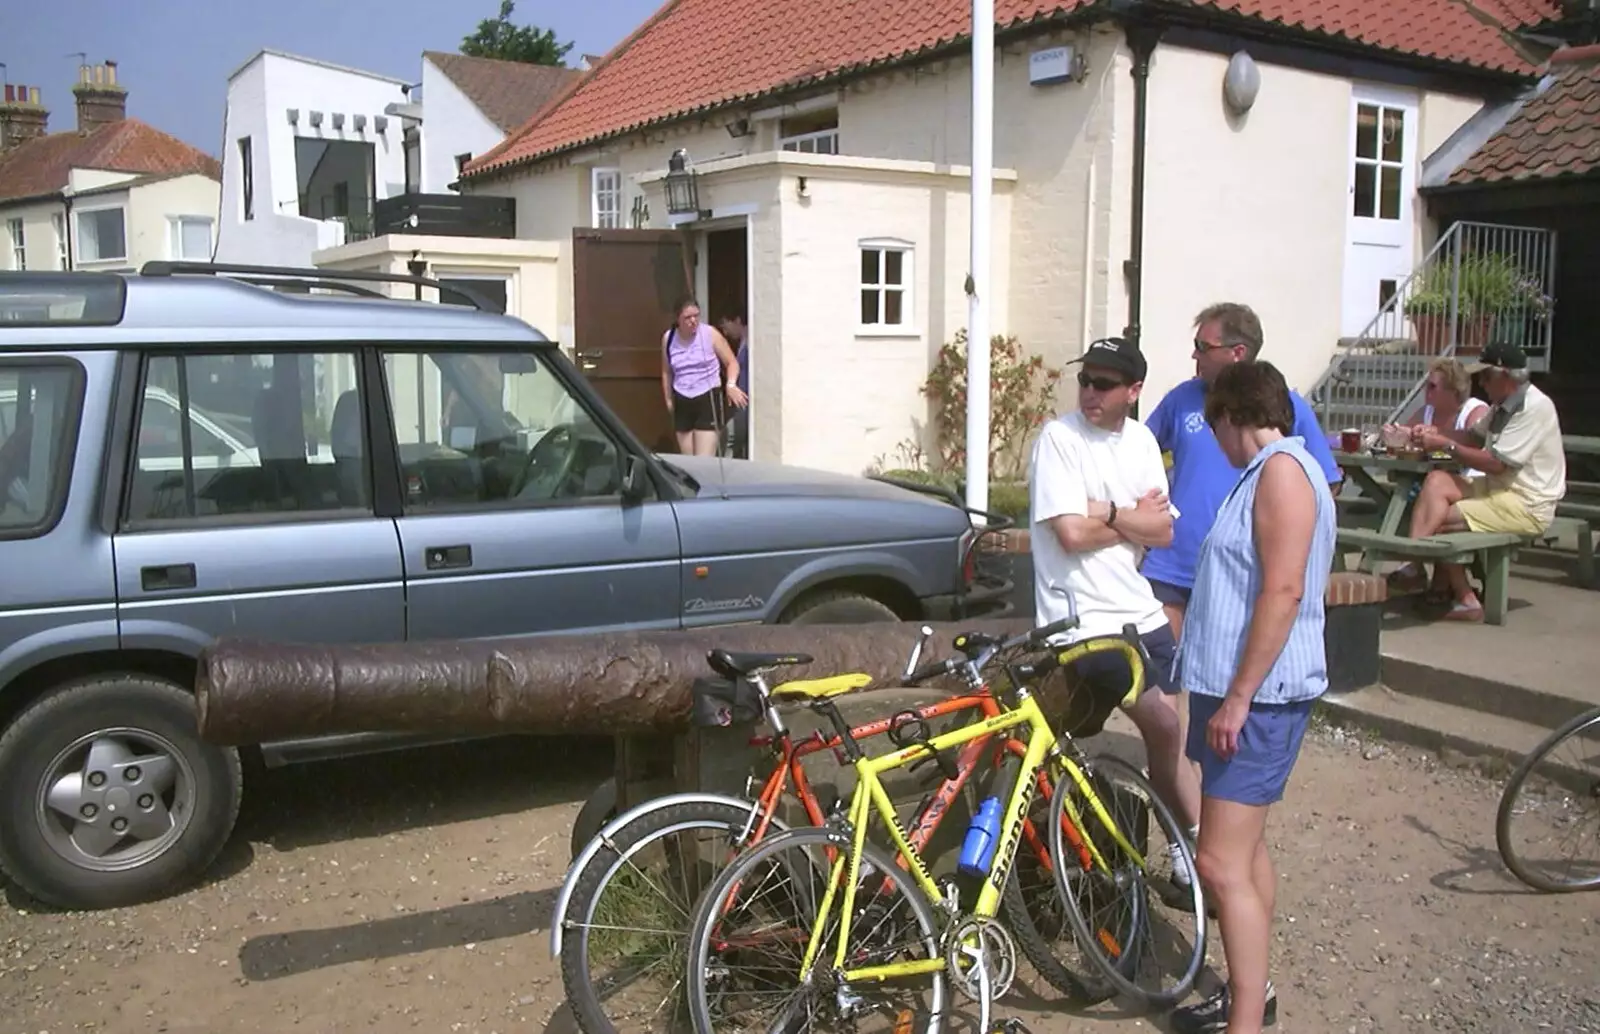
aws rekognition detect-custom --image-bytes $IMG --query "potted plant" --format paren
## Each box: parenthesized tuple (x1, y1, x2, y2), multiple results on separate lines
(1403, 251, 1526, 355)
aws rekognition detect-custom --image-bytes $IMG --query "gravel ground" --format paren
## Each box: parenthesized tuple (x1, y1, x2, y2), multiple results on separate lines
(1, 719, 1596, 1033)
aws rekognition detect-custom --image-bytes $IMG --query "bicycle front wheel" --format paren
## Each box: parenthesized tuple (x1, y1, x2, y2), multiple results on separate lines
(1048, 752, 1205, 1009)
(1496, 705, 1600, 893)
(685, 826, 946, 1034)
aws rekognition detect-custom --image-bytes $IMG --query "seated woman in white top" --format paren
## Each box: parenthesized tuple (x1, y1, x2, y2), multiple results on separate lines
(1385, 357, 1492, 598)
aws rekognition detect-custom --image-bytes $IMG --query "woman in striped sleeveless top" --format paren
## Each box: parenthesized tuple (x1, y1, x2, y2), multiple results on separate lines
(659, 297, 746, 456)
(1170, 361, 1335, 1034)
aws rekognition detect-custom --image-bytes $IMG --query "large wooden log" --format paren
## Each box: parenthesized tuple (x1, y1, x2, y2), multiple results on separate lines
(194, 620, 1033, 745)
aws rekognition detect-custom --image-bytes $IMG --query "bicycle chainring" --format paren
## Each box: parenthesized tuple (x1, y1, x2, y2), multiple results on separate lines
(942, 915, 1018, 1002)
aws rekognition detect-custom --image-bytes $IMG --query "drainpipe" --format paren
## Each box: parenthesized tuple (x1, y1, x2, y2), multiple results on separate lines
(1122, 21, 1163, 353)
(60, 190, 75, 270)
(1122, 20, 1162, 419)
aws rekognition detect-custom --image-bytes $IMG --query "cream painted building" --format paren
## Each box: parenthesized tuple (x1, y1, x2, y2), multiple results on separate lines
(361, 0, 1561, 476)
(0, 63, 222, 274)
(4, 170, 221, 274)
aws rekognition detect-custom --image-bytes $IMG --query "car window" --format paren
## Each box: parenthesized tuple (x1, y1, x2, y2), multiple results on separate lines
(0, 362, 83, 537)
(381, 349, 624, 508)
(126, 351, 369, 523)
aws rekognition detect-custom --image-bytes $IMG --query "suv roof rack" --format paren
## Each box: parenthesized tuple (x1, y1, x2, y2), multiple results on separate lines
(138, 260, 496, 312)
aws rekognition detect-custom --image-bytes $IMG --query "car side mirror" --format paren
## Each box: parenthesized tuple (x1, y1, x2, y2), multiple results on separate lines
(620, 454, 647, 501)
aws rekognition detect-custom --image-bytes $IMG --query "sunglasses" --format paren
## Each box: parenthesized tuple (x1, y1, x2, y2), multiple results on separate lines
(1193, 337, 1233, 355)
(1077, 372, 1126, 392)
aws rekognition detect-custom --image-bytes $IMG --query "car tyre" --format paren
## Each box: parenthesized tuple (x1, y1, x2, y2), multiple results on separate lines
(0, 674, 244, 910)
(569, 776, 618, 862)
(779, 589, 900, 625)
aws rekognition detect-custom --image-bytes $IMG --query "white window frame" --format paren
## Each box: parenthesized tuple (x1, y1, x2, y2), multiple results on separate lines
(50, 212, 67, 269)
(1351, 99, 1407, 224)
(857, 237, 915, 337)
(780, 129, 839, 155)
(168, 215, 214, 261)
(591, 167, 623, 229)
(6, 218, 23, 270)
(75, 206, 127, 264)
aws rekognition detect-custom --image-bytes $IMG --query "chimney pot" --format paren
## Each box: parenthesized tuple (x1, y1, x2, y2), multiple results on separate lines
(72, 61, 127, 134)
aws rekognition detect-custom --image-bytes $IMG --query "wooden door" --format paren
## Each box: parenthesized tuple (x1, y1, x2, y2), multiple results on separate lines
(573, 228, 693, 454)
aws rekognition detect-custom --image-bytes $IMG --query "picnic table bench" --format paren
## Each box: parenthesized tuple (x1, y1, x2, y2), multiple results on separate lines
(1334, 527, 1525, 625)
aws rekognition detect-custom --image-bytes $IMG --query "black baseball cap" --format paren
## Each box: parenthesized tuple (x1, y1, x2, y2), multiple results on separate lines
(1071, 336, 1147, 383)
(1464, 340, 1527, 374)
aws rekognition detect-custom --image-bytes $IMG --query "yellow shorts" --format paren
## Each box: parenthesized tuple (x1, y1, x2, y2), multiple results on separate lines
(1455, 481, 1547, 536)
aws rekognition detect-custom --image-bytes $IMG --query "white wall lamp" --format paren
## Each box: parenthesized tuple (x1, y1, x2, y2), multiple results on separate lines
(1223, 50, 1261, 115)
(796, 175, 809, 199)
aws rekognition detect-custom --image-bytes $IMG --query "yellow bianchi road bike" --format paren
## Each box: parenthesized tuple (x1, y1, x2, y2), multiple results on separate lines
(682, 613, 1208, 1034)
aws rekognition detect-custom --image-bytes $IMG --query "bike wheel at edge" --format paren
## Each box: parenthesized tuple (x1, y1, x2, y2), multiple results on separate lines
(1495, 704, 1600, 894)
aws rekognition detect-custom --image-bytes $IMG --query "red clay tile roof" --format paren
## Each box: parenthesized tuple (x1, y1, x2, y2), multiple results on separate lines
(423, 51, 586, 133)
(1446, 43, 1600, 185)
(1186, 1, 1547, 73)
(0, 119, 221, 204)
(1470, 0, 1564, 29)
(464, 0, 1549, 178)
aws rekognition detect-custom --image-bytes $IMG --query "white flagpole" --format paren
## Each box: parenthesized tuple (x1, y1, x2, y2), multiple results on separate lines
(965, 0, 994, 515)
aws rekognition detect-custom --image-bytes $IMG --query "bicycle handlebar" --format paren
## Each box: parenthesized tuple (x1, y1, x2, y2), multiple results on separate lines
(901, 615, 1081, 687)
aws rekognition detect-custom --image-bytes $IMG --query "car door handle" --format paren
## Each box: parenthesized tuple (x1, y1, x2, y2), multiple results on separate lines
(425, 544, 472, 571)
(140, 564, 196, 592)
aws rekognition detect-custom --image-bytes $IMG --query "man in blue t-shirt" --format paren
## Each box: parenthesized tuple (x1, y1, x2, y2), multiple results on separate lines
(1142, 302, 1343, 638)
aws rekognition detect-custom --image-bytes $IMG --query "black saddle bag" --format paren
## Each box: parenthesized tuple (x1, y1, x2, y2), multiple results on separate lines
(689, 676, 764, 728)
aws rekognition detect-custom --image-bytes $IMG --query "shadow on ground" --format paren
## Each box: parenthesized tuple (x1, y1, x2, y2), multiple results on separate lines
(239, 883, 561, 980)
(1404, 814, 1535, 897)
(238, 733, 615, 852)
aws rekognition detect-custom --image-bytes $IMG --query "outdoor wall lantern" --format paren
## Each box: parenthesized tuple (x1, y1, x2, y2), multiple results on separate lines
(664, 148, 701, 215)
(1223, 50, 1261, 115)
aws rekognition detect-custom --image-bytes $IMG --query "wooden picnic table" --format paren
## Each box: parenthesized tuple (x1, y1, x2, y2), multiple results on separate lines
(1334, 450, 1464, 571)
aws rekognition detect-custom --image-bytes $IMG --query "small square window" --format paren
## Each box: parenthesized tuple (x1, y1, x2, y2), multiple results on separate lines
(858, 242, 912, 330)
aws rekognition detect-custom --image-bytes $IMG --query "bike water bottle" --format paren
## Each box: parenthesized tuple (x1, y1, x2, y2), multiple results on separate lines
(958, 796, 1003, 878)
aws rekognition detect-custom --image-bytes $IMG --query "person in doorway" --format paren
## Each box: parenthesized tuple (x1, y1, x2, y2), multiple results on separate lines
(1141, 302, 1342, 640)
(717, 310, 751, 459)
(1028, 336, 1203, 882)
(1170, 360, 1336, 1034)
(661, 297, 746, 456)
(1395, 341, 1567, 622)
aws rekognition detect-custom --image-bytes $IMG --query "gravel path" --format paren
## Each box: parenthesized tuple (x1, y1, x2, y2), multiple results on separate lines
(1, 720, 1596, 1033)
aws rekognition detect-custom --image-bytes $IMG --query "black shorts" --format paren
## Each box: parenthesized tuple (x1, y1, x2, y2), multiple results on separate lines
(1148, 578, 1192, 608)
(672, 389, 722, 433)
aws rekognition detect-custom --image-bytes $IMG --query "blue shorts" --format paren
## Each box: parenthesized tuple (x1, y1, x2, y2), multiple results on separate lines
(1148, 579, 1192, 608)
(1186, 693, 1315, 806)
(1071, 623, 1180, 699)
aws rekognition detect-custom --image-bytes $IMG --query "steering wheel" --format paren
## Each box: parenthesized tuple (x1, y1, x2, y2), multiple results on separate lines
(510, 422, 583, 500)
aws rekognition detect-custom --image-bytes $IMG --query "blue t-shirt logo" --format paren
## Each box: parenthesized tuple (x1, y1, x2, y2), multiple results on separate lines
(1140, 377, 1342, 590)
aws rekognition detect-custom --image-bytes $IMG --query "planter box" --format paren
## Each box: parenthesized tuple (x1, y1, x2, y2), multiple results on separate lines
(1411, 312, 1492, 356)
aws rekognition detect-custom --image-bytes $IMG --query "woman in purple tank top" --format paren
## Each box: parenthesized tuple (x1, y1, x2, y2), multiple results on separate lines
(660, 297, 746, 456)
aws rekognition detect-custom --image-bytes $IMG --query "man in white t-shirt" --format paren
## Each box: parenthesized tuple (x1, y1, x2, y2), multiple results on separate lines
(1029, 336, 1203, 855)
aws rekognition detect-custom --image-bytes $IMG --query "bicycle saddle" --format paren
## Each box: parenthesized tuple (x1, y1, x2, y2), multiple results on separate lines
(707, 648, 816, 679)
(770, 673, 874, 701)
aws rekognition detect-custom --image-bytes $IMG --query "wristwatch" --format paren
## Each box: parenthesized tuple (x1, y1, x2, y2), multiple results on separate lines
(1106, 501, 1119, 526)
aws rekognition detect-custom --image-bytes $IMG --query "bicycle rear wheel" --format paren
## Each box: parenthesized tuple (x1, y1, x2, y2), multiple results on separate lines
(1496, 705, 1600, 893)
(560, 799, 763, 1034)
(685, 826, 946, 1034)
(1048, 752, 1205, 1009)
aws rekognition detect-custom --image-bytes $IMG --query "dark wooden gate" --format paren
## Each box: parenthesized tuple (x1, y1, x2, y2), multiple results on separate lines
(573, 228, 694, 454)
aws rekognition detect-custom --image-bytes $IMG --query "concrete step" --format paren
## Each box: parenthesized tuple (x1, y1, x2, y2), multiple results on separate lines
(1318, 685, 1600, 794)
(1381, 653, 1600, 733)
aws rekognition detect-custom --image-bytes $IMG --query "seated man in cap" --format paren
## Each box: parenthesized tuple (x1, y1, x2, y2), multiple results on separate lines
(1028, 335, 1202, 881)
(1400, 341, 1567, 622)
